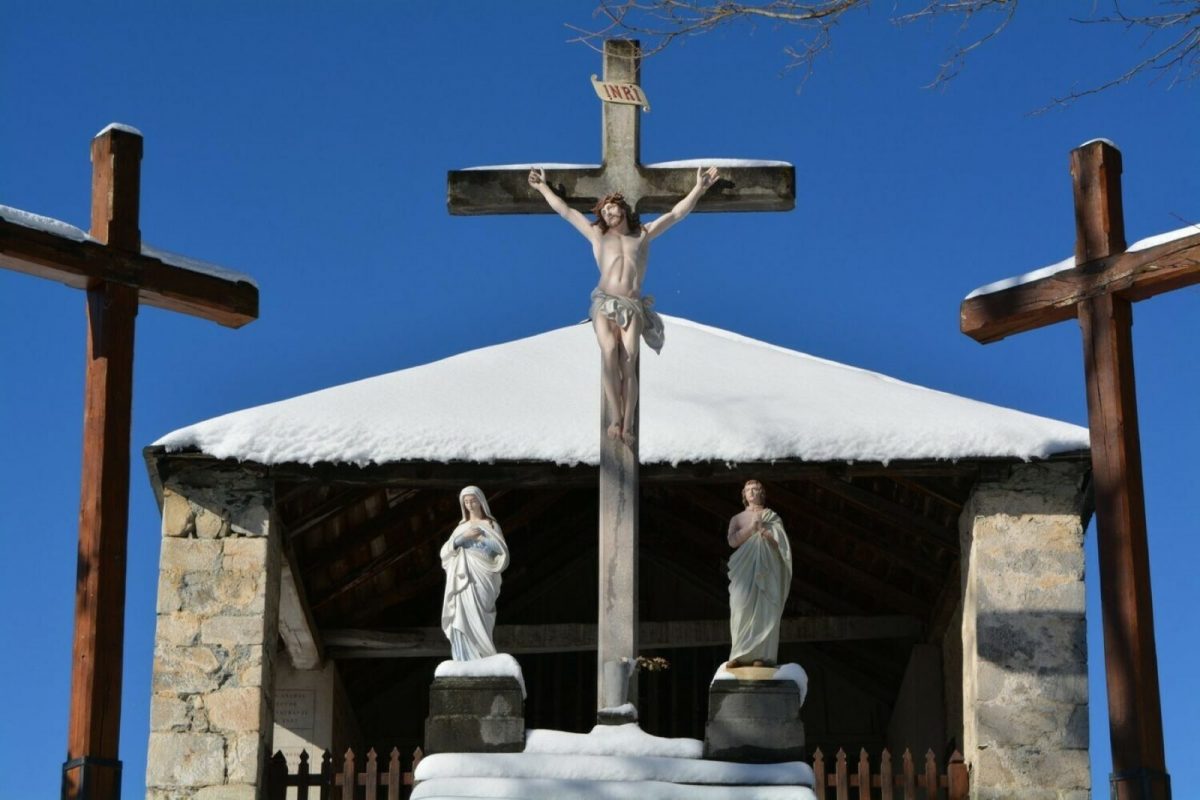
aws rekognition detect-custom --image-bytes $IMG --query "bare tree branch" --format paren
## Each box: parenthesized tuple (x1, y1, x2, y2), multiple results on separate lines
(570, 0, 1200, 106)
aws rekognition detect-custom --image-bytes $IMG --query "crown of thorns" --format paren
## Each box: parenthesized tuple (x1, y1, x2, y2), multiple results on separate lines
(592, 193, 630, 215)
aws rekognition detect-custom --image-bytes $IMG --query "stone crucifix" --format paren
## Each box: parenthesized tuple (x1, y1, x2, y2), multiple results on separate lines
(447, 39, 794, 716)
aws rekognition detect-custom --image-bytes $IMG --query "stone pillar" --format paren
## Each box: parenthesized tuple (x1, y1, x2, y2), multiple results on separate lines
(146, 470, 279, 800)
(960, 462, 1091, 800)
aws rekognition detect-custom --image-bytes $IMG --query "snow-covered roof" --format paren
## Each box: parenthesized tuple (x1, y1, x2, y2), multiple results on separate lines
(154, 315, 1088, 467)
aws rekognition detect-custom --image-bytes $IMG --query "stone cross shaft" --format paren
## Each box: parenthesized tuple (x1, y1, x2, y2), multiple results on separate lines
(0, 125, 257, 800)
(447, 39, 795, 717)
(961, 140, 1200, 800)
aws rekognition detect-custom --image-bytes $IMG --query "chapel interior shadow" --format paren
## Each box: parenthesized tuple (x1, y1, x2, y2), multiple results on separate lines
(280, 469, 971, 762)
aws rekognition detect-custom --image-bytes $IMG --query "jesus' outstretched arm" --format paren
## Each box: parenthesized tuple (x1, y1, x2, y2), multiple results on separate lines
(644, 166, 719, 240)
(528, 168, 596, 240)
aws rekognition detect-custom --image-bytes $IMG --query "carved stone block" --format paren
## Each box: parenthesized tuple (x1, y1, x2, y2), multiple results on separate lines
(423, 676, 525, 755)
(704, 679, 805, 763)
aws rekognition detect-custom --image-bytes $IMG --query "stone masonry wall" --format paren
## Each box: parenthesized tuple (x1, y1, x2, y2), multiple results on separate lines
(146, 469, 280, 800)
(960, 461, 1091, 800)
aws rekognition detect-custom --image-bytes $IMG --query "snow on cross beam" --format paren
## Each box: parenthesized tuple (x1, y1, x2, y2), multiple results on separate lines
(446, 40, 794, 215)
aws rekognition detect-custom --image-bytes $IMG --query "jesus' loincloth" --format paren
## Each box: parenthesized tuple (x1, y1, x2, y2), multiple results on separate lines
(589, 288, 665, 354)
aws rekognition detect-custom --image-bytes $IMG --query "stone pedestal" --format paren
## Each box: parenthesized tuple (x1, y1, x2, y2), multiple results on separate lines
(424, 677, 525, 755)
(704, 680, 806, 763)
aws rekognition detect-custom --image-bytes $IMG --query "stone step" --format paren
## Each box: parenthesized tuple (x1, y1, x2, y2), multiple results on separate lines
(412, 777, 818, 800)
(413, 751, 816, 799)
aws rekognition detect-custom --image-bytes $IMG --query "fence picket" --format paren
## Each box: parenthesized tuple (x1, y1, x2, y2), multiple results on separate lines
(856, 749, 871, 800)
(880, 748, 894, 800)
(341, 749, 356, 800)
(835, 748, 849, 800)
(387, 747, 402, 800)
(923, 750, 938, 800)
(901, 749, 916, 800)
(320, 751, 334, 800)
(364, 748, 378, 800)
(813, 748, 826, 798)
(297, 750, 312, 800)
(947, 750, 968, 800)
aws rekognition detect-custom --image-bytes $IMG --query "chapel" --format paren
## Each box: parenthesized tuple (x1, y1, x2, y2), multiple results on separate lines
(142, 315, 1093, 798)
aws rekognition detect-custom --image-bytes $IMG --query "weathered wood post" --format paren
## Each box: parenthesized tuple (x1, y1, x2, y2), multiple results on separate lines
(0, 124, 257, 799)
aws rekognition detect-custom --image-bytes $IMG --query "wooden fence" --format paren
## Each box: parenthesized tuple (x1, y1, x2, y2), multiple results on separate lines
(812, 748, 969, 800)
(265, 747, 423, 800)
(268, 745, 967, 799)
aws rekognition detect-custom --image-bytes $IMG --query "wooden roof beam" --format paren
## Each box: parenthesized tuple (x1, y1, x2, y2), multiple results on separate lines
(322, 615, 922, 658)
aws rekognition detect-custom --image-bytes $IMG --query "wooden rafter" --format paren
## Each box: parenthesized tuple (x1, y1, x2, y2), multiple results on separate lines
(762, 481, 945, 584)
(322, 615, 922, 659)
(808, 474, 957, 550)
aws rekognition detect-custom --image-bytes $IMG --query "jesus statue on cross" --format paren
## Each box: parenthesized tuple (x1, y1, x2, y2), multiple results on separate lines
(528, 165, 720, 446)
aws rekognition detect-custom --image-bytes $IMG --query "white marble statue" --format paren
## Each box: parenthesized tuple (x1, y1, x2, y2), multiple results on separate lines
(726, 480, 792, 668)
(440, 486, 510, 661)
(528, 166, 719, 447)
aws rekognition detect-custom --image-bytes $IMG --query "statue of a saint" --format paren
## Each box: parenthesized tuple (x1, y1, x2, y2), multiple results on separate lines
(528, 166, 719, 446)
(726, 480, 792, 668)
(440, 486, 510, 661)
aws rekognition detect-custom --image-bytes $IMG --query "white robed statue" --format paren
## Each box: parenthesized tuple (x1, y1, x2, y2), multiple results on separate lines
(440, 486, 510, 661)
(726, 480, 793, 668)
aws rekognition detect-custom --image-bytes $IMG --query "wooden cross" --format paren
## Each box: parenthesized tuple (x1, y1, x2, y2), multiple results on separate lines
(447, 40, 794, 716)
(0, 124, 257, 800)
(961, 140, 1198, 800)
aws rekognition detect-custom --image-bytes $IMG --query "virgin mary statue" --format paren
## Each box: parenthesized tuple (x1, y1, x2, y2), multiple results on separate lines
(440, 486, 510, 661)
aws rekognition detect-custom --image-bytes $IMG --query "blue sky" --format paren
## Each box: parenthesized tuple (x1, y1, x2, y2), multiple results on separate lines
(1, 2, 1197, 797)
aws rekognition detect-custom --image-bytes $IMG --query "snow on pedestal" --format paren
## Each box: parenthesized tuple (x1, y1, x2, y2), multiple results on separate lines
(712, 662, 808, 706)
(435, 653, 526, 698)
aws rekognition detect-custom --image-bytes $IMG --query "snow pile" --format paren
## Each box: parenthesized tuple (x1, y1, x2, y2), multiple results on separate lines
(413, 749, 816, 799)
(965, 223, 1200, 299)
(412, 778, 816, 799)
(154, 315, 1089, 467)
(435, 653, 526, 698)
(525, 723, 701, 759)
(712, 663, 808, 706)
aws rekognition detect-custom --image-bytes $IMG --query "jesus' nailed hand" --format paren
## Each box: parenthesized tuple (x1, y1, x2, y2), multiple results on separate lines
(528, 165, 720, 448)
